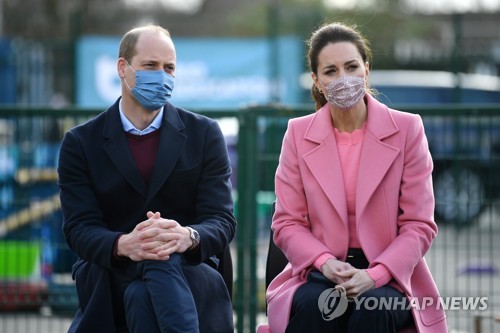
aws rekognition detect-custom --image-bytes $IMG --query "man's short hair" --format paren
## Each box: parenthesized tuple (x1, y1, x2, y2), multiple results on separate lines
(118, 25, 171, 63)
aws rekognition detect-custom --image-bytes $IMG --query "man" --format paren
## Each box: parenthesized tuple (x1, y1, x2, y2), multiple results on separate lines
(57, 25, 236, 333)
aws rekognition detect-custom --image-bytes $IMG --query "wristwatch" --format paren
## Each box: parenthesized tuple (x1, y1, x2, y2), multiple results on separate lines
(186, 227, 200, 251)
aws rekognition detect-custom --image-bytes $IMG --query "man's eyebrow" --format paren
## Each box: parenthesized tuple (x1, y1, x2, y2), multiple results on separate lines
(141, 59, 175, 67)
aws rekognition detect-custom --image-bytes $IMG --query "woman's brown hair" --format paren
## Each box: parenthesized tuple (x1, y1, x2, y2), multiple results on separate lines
(307, 22, 373, 110)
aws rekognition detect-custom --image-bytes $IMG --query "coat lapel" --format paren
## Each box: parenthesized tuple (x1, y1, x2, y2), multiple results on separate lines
(102, 102, 148, 196)
(356, 95, 400, 220)
(303, 105, 348, 225)
(146, 103, 186, 203)
(302, 96, 402, 227)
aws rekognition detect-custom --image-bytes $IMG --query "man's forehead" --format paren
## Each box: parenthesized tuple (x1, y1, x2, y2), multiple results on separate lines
(137, 30, 171, 45)
(133, 32, 175, 60)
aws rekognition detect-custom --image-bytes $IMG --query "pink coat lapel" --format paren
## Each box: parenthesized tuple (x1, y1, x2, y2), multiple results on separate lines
(303, 104, 348, 225)
(357, 96, 400, 221)
(303, 96, 401, 229)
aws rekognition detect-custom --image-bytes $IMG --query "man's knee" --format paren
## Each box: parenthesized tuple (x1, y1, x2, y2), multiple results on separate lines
(139, 253, 185, 276)
(124, 280, 149, 308)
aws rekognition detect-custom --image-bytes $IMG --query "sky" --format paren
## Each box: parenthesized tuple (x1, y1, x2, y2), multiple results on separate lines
(122, 0, 204, 14)
(122, 0, 500, 15)
(323, 0, 500, 13)
(402, 0, 500, 13)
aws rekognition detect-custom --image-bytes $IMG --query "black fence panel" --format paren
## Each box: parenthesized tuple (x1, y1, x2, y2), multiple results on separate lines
(1, 105, 499, 333)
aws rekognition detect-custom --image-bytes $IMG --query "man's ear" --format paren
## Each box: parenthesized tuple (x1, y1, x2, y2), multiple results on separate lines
(117, 58, 127, 78)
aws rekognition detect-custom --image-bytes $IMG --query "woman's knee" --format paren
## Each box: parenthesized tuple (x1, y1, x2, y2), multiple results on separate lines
(293, 282, 334, 315)
(347, 287, 411, 332)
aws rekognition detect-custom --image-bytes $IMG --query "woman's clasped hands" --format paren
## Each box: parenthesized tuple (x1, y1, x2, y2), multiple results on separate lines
(321, 258, 375, 299)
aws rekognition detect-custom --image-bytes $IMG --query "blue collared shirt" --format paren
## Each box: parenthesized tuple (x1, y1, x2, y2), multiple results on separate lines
(119, 99, 164, 135)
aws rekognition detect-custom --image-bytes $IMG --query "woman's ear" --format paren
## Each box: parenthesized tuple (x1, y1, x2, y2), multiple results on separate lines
(311, 72, 320, 92)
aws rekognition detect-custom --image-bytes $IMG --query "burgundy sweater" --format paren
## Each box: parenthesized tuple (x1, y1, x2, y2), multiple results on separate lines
(125, 130, 161, 184)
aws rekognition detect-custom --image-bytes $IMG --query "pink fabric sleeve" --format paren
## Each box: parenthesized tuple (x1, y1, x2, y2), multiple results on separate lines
(313, 253, 336, 271)
(366, 263, 393, 288)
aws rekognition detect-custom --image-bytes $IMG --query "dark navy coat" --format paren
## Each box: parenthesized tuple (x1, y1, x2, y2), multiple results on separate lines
(58, 98, 236, 332)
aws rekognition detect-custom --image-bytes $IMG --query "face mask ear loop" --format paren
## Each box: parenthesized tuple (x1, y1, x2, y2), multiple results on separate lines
(316, 80, 327, 94)
(123, 60, 135, 92)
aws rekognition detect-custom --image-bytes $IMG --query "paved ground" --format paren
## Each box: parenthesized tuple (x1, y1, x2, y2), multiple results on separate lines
(0, 311, 71, 333)
(424, 204, 500, 333)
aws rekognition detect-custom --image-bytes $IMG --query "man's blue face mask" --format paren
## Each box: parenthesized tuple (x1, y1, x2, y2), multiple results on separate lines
(124, 61, 175, 111)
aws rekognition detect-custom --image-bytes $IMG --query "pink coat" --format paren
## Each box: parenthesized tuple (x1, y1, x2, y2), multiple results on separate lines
(264, 95, 447, 333)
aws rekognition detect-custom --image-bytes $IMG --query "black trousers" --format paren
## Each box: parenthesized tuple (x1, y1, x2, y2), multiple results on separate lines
(110, 253, 233, 333)
(286, 249, 412, 333)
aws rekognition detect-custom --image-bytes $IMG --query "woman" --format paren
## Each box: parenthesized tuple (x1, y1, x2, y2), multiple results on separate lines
(264, 22, 447, 332)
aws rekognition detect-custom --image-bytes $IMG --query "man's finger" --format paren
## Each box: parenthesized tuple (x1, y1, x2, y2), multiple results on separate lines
(136, 219, 153, 231)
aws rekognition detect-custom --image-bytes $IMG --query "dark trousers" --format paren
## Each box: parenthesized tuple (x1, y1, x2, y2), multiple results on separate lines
(286, 249, 412, 333)
(110, 253, 233, 333)
(111, 253, 198, 333)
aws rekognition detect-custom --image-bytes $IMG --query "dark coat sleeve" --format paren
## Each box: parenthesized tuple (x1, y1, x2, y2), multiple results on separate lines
(58, 123, 123, 269)
(185, 118, 236, 264)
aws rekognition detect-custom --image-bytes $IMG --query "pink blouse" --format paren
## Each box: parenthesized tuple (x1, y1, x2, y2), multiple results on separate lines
(334, 123, 365, 249)
(314, 122, 392, 288)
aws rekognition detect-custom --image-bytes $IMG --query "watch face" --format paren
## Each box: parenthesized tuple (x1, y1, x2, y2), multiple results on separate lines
(187, 227, 199, 251)
(190, 228, 200, 244)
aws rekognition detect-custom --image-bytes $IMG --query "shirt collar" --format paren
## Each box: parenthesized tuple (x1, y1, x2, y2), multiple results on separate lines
(119, 99, 164, 135)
